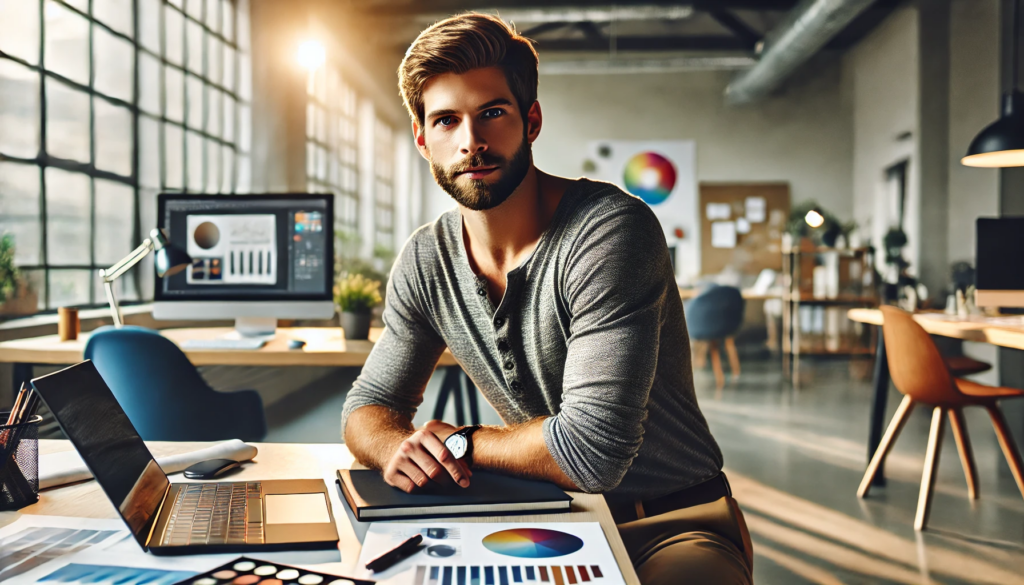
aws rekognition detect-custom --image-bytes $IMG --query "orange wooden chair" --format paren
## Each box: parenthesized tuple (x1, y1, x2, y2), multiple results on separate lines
(857, 306, 1024, 530)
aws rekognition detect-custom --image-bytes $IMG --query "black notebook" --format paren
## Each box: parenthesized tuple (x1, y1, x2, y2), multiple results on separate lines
(336, 469, 573, 520)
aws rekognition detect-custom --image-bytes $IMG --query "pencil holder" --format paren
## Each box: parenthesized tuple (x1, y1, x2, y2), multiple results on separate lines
(0, 413, 42, 511)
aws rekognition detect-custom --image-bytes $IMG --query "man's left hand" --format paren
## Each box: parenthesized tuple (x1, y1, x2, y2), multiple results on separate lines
(422, 419, 458, 442)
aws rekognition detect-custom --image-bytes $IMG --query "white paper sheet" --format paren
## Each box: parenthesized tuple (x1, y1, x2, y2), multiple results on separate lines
(39, 439, 258, 489)
(736, 218, 751, 234)
(0, 514, 342, 584)
(711, 221, 737, 248)
(355, 522, 626, 585)
(706, 203, 731, 220)
(745, 197, 766, 223)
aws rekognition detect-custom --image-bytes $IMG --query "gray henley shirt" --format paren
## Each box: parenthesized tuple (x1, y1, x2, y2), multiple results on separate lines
(341, 178, 723, 499)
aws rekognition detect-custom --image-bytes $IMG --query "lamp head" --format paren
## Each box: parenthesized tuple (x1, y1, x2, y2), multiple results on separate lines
(804, 209, 825, 229)
(962, 92, 1024, 168)
(150, 228, 192, 277)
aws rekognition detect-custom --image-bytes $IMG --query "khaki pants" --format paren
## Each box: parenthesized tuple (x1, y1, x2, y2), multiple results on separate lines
(616, 497, 753, 585)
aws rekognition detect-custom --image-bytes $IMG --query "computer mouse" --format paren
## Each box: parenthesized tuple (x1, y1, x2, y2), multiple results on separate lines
(287, 339, 306, 350)
(183, 458, 241, 480)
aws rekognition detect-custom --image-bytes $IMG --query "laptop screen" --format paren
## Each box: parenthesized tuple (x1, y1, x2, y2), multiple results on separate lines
(31, 361, 169, 548)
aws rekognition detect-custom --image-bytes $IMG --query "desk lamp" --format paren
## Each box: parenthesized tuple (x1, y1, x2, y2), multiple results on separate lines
(99, 228, 191, 327)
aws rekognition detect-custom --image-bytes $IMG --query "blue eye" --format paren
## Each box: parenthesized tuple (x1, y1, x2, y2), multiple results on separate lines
(437, 116, 455, 127)
(482, 109, 504, 119)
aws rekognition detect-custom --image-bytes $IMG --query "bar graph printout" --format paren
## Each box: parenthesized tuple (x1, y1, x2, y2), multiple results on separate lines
(356, 523, 626, 585)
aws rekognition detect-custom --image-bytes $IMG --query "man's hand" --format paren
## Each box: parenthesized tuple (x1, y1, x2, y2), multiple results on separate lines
(383, 424, 472, 493)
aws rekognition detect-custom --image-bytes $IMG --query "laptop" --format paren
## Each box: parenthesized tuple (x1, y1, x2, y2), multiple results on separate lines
(31, 360, 340, 555)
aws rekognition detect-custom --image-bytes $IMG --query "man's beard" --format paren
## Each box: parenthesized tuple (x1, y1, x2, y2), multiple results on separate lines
(430, 138, 531, 211)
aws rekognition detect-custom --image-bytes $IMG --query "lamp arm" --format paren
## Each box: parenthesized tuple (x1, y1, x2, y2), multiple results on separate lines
(101, 239, 155, 283)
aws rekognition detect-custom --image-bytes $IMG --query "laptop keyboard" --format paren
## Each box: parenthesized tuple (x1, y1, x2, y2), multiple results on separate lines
(160, 482, 264, 546)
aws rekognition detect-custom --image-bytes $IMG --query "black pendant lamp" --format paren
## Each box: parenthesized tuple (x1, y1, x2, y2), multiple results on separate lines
(963, 0, 1024, 167)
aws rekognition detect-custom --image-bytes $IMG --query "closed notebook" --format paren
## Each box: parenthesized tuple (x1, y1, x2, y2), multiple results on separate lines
(336, 469, 573, 520)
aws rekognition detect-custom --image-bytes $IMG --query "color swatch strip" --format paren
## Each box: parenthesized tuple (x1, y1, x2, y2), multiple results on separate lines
(414, 566, 607, 585)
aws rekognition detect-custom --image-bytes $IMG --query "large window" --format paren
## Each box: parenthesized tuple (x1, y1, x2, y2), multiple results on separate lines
(306, 63, 359, 247)
(373, 118, 394, 256)
(0, 0, 251, 311)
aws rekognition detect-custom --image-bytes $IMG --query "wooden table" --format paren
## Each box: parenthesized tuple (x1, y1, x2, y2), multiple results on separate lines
(0, 327, 479, 427)
(847, 308, 1024, 484)
(0, 441, 639, 584)
(678, 288, 783, 301)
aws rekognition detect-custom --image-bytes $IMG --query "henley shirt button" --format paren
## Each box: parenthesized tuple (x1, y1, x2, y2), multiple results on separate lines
(497, 340, 509, 352)
(476, 289, 486, 296)
(511, 381, 523, 391)
(503, 360, 514, 371)
(494, 317, 505, 327)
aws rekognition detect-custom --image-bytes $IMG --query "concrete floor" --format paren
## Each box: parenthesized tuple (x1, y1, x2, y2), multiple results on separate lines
(265, 356, 1024, 584)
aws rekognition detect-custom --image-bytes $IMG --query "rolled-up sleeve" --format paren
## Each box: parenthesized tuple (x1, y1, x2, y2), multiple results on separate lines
(543, 203, 670, 493)
(340, 236, 447, 436)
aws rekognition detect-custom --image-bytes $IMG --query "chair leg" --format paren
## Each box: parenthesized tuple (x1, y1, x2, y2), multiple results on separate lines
(915, 406, 947, 531)
(709, 341, 725, 390)
(986, 404, 1024, 501)
(692, 341, 708, 369)
(947, 408, 978, 500)
(724, 337, 741, 381)
(858, 395, 915, 497)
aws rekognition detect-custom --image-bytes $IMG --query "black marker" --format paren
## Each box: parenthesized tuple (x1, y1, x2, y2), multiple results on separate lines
(365, 534, 423, 573)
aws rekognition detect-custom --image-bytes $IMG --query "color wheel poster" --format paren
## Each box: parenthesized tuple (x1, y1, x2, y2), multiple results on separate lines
(356, 522, 626, 585)
(588, 140, 698, 281)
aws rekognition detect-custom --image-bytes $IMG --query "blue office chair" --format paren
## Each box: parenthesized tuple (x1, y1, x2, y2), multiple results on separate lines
(685, 285, 746, 389)
(84, 326, 267, 441)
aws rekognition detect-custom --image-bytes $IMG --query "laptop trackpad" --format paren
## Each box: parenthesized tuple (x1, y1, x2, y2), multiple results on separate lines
(265, 493, 331, 524)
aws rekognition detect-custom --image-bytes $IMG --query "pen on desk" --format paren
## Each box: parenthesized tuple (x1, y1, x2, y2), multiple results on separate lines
(365, 534, 423, 572)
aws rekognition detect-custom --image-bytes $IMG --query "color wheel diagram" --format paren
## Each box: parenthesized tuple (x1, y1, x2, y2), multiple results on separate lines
(482, 528, 584, 558)
(622, 151, 677, 205)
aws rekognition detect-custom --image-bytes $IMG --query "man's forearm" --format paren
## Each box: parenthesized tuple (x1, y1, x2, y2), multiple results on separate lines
(344, 405, 416, 470)
(472, 418, 579, 490)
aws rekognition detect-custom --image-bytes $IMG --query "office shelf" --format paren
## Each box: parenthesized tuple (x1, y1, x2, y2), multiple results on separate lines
(781, 244, 878, 369)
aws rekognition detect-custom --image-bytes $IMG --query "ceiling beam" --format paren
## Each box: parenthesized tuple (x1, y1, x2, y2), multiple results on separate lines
(529, 35, 752, 53)
(575, 22, 606, 45)
(520, 21, 572, 38)
(706, 8, 761, 50)
(356, 1, 800, 17)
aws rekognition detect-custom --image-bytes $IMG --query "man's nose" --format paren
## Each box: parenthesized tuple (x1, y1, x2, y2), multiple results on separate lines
(459, 121, 487, 155)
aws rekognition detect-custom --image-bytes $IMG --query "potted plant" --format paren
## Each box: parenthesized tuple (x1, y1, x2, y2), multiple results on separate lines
(0, 233, 36, 318)
(334, 273, 383, 340)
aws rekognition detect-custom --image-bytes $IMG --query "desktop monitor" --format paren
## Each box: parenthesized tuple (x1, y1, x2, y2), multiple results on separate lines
(975, 217, 1024, 308)
(153, 194, 335, 335)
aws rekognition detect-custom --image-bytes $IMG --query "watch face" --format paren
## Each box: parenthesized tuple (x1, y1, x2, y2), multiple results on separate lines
(445, 433, 468, 459)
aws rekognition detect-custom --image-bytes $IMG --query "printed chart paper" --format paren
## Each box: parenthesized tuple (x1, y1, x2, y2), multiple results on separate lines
(356, 522, 626, 585)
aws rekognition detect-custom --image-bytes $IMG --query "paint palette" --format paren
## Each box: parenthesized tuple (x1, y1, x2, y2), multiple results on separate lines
(175, 557, 374, 585)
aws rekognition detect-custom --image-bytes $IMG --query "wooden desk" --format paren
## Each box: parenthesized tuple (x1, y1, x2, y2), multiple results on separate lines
(847, 308, 1024, 484)
(0, 326, 459, 368)
(0, 441, 639, 584)
(679, 288, 783, 301)
(0, 327, 477, 427)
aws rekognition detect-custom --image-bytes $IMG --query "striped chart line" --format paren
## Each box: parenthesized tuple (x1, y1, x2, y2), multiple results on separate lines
(414, 564, 607, 585)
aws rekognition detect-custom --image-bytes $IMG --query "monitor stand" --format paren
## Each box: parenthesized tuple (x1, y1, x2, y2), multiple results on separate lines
(233, 317, 278, 338)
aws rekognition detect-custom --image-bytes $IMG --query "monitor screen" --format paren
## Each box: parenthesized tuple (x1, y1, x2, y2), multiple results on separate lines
(30, 361, 168, 548)
(977, 217, 1024, 291)
(156, 194, 334, 302)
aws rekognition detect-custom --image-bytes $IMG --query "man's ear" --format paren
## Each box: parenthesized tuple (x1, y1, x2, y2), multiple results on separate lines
(412, 121, 430, 161)
(526, 101, 542, 144)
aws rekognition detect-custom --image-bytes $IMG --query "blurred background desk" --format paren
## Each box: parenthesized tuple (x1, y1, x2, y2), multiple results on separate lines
(0, 440, 639, 584)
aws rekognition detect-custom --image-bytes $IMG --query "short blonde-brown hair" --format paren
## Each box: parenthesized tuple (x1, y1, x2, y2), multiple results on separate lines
(399, 13, 539, 130)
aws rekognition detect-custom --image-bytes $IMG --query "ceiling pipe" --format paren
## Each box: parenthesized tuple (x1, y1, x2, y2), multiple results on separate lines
(415, 5, 694, 25)
(539, 56, 756, 75)
(725, 0, 878, 105)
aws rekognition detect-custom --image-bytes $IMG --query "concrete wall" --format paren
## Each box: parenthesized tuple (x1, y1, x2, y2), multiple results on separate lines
(844, 7, 920, 278)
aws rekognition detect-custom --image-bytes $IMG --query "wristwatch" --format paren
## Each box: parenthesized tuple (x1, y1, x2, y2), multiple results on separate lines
(443, 425, 481, 461)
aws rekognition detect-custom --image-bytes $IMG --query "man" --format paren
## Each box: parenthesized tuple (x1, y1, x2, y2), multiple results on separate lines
(342, 14, 752, 584)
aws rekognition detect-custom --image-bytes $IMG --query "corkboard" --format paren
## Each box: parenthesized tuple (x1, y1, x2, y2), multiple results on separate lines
(699, 182, 790, 276)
